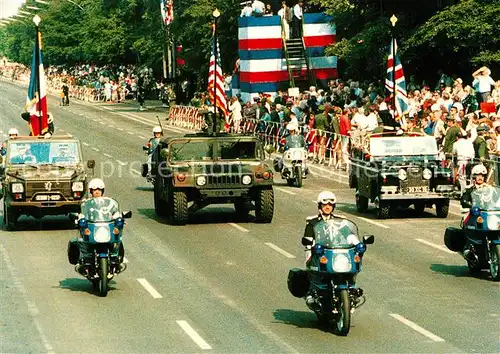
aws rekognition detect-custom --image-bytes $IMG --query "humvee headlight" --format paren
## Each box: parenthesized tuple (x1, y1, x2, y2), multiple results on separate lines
(423, 168, 432, 180)
(71, 181, 84, 192)
(398, 169, 407, 180)
(196, 176, 206, 186)
(242, 175, 252, 185)
(11, 183, 24, 193)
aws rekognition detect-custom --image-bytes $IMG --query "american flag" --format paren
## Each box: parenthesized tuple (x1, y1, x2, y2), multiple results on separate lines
(385, 38, 409, 126)
(207, 36, 229, 119)
(160, 0, 174, 25)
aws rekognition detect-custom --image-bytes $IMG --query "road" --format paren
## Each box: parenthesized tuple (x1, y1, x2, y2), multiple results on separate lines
(0, 79, 499, 353)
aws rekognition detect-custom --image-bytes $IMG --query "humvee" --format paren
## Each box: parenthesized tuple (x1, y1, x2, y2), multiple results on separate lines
(151, 133, 275, 224)
(0, 135, 94, 230)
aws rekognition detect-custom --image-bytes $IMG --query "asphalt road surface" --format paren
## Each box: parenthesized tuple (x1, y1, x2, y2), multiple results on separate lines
(1, 79, 499, 353)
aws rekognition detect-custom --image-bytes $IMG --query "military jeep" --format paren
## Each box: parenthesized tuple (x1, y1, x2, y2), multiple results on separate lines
(349, 132, 453, 219)
(0, 135, 94, 230)
(151, 133, 275, 224)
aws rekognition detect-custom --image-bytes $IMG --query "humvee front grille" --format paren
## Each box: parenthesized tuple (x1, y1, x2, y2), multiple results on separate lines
(27, 181, 71, 197)
(207, 175, 241, 188)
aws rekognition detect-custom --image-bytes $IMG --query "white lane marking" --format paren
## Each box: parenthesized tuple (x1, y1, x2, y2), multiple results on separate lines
(389, 313, 445, 342)
(228, 223, 249, 232)
(116, 160, 127, 166)
(99, 121, 105, 125)
(103, 153, 113, 158)
(137, 278, 163, 299)
(356, 216, 390, 229)
(449, 210, 463, 217)
(92, 147, 100, 152)
(0, 244, 55, 353)
(131, 168, 141, 176)
(59, 128, 65, 132)
(123, 257, 129, 263)
(138, 135, 147, 139)
(82, 142, 89, 146)
(118, 128, 124, 131)
(265, 242, 296, 258)
(127, 131, 134, 135)
(415, 238, 454, 254)
(275, 187, 296, 195)
(176, 320, 212, 350)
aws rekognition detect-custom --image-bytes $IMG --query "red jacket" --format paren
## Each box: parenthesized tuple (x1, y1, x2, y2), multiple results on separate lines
(339, 114, 351, 136)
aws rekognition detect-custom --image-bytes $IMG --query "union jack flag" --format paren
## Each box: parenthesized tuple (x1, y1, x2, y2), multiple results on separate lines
(207, 36, 229, 120)
(160, 0, 174, 25)
(385, 38, 409, 126)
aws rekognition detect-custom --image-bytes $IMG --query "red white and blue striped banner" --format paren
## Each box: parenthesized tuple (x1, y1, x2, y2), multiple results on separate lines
(160, 0, 174, 25)
(208, 36, 228, 118)
(385, 38, 409, 123)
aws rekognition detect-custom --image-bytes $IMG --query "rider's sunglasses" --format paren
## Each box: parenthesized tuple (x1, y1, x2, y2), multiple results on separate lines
(320, 199, 336, 205)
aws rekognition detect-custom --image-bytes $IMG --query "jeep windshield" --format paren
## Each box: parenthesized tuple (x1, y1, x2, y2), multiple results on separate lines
(369, 136, 438, 157)
(7, 141, 81, 165)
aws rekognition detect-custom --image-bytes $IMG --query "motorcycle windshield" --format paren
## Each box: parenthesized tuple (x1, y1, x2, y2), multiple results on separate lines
(81, 197, 120, 222)
(313, 219, 359, 249)
(471, 186, 500, 211)
(286, 136, 305, 149)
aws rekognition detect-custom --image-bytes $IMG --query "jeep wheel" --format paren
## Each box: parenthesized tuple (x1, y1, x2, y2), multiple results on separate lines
(377, 202, 391, 219)
(255, 188, 274, 223)
(170, 191, 188, 225)
(436, 200, 450, 218)
(154, 178, 168, 217)
(3, 202, 17, 231)
(355, 190, 368, 213)
(234, 200, 250, 217)
(414, 202, 425, 214)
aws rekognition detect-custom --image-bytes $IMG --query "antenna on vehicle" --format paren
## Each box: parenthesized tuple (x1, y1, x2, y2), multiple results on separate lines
(156, 115, 163, 133)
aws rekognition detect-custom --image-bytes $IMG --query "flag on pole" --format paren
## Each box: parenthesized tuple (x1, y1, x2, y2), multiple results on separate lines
(207, 36, 229, 121)
(385, 38, 408, 126)
(25, 32, 48, 136)
(160, 0, 174, 25)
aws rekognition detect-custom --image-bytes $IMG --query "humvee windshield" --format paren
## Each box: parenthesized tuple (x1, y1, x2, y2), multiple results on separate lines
(370, 136, 438, 157)
(219, 141, 258, 160)
(170, 141, 214, 161)
(170, 140, 259, 161)
(7, 141, 81, 165)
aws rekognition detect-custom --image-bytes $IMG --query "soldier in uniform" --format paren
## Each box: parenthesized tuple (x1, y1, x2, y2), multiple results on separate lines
(473, 125, 490, 165)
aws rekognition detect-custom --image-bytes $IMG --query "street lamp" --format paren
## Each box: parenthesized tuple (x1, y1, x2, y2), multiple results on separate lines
(33, 14, 41, 27)
(212, 8, 220, 135)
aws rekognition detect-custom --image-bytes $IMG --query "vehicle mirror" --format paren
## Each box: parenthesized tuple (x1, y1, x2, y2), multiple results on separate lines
(363, 235, 375, 244)
(122, 210, 132, 219)
(264, 144, 275, 154)
(87, 160, 95, 169)
(302, 237, 313, 246)
(68, 213, 78, 221)
(160, 148, 169, 158)
(0, 149, 5, 156)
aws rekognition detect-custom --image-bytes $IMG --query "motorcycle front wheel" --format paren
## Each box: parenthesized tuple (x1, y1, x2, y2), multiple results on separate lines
(294, 165, 302, 188)
(489, 244, 500, 281)
(98, 257, 109, 297)
(334, 289, 351, 336)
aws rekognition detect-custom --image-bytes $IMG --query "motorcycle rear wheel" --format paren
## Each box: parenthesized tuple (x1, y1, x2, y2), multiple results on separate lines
(98, 258, 109, 297)
(334, 289, 351, 336)
(489, 244, 500, 281)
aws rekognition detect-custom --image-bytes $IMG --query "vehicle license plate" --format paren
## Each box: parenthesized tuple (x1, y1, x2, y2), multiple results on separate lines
(406, 186, 428, 193)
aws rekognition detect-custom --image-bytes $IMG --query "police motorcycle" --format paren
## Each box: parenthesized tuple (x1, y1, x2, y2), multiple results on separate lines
(288, 219, 375, 335)
(444, 185, 500, 281)
(68, 197, 132, 296)
(141, 126, 163, 184)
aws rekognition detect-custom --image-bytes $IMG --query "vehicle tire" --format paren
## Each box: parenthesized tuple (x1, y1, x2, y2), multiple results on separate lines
(356, 190, 368, 213)
(255, 188, 274, 223)
(294, 166, 302, 188)
(141, 163, 148, 177)
(286, 178, 294, 186)
(171, 191, 188, 225)
(349, 174, 357, 189)
(377, 202, 391, 219)
(414, 202, 425, 214)
(234, 200, 250, 216)
(467, 261, 481, 276)
(98, 257, 108, 297)
(489, 244, 500, 281)
(3, 202, 17, 231)
(154, 178, 168, 217)
(436, 200, 450, 218)
(334, 289, 351, 336)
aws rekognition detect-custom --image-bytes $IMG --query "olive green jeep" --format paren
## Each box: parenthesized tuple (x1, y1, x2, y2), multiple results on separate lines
(151, 133, 275, 224)
(0, 135, 95, 230)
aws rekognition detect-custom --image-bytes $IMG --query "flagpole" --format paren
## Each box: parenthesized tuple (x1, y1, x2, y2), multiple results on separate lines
(390, 14, 398, 125)
(212, 8, 220, 135)
(33, 15, 42, 135)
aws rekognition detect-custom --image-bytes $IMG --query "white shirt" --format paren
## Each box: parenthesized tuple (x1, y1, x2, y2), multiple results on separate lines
(252, 0, 265, 14)
(452, 139, 474, 160)
(351, 113, 368, 130)
(473, 75, 495, 93)
(229, 100, 242, 120)
(293, 4, 302, 19)
(365, 113, 378, 131)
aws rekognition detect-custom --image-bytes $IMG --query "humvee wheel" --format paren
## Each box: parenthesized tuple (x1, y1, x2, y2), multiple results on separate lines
(377, 202, 391, 219)
(436, 200, 450, 218)
(255, 188, 274, 223)
(355, 190, 368, 213)
(154, 178, 168, 217)
(171, 191, 188, 225)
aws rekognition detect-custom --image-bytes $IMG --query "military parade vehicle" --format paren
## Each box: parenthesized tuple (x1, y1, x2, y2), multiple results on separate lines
(349, 131, 454, 219)
(151, 132, 275, 225)
(0, 135, 94, 230)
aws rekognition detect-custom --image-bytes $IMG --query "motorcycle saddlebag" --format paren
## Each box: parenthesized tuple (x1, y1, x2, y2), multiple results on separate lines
(444, 227, 466, 252)
(67, 240, 80, 265)
(287, 268, 309, 298)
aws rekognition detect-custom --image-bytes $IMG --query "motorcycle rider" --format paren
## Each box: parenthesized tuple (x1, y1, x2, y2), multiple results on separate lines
(142, 126, 163, 179)
(70, 178, 125, 276)
(1, 128, 19, 163)
(273, 122, 307, 173)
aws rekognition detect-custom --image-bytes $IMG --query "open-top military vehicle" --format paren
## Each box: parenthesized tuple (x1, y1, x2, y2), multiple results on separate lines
(151, 133, 275, 224)
(349, 132, 453, 219)
(0, 135, 94, 230)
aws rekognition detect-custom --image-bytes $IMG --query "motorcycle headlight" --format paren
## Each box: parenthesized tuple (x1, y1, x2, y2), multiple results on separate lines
(398, 169, 407, 181)
(196, 176, 206, 186)
(94, 226, 111, 243)
(332, 254, 352, 272)
(72, 181, 84, 192)
(242, 175, 252, 185)
(423, 168, 432, 180)
(11, 183, 24, 193)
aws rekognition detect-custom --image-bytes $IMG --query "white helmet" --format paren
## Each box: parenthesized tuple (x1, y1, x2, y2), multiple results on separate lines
(317, 191, 337, 206)
(471, 164, 487, 176)
(8, 128, 19, 136)
(153, 126, 162, 134)
(88, 178, 105, 194)
(286, 123, 298, 131)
